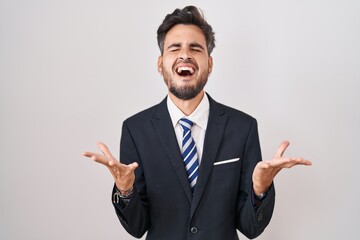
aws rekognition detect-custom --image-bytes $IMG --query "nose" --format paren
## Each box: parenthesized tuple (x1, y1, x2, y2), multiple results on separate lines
(179, 48, 192, 61)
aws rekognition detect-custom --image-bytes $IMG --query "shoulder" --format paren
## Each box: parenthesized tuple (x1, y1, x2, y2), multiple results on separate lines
(123, 97, 167, 126)
(208, 94, 257, 124)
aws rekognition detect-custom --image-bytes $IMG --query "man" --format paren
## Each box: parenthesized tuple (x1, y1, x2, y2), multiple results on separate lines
(83, 5, 311, 240)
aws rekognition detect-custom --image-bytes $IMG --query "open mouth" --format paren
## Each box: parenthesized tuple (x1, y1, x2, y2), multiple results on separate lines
(176, 66, 195, 77)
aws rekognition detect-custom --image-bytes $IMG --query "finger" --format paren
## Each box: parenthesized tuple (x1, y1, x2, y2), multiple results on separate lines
(97, 142, 117, 161)
(84, 151, 123, 181)
(83, 151, 111, 166)
(109, 160, 139, 171)
(275, 157, 312, 169)
(108, 159, 121, 168)
(83, 151, 105, 161)
(107, 161, 138, 182)
(82, 151, 94, 158)
(289, 158, 312, 166)
(303, 159, 312, 166)
(274, 140, 290, 158)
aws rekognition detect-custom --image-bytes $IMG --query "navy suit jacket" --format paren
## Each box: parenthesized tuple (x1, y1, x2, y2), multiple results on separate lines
(112, 94, 275, 240)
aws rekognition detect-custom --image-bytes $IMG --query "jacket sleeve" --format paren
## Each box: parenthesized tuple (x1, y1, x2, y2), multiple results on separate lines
(236, 119, 276, 239)
(111, 121, 150, 238)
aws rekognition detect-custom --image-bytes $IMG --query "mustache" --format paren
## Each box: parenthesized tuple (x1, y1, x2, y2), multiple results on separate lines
(173, 58, 198, 69)
(176, 58, 195, 64)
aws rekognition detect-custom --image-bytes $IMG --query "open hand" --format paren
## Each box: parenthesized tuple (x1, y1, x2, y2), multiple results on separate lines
(252, 141, 312, 195)
(83, 142, 138, 193)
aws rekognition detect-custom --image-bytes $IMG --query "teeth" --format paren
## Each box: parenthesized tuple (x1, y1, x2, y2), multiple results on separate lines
(176, 66, 195, 74)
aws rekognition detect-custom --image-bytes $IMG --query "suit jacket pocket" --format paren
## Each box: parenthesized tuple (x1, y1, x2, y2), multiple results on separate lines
(211, 157, 241, 197)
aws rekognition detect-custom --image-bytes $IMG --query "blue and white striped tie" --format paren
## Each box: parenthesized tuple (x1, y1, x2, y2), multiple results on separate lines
(179, 118, 199, 193)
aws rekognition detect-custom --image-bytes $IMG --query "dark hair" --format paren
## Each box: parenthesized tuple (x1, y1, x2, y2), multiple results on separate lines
(157, 6, 215, 55)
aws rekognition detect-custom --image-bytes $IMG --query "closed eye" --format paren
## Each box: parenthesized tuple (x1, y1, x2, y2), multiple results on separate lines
(167, 43, 181, 52)
(190, 43, 205, 52)
(169, 48, 179, 52)
(191, 47, 203, 52)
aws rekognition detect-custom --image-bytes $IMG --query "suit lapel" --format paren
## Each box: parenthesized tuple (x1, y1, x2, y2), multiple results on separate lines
(190, 96, 227, 218)
(151, 97, 192, 203)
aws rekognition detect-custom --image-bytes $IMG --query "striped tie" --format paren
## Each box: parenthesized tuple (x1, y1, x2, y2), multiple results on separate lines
(179, 118, 199, 193)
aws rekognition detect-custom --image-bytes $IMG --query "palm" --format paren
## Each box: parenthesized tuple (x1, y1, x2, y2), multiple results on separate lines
(252, 141, 312, 195)
(83, 142, 138, 191)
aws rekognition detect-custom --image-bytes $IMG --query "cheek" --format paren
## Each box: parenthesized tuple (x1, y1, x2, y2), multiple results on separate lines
(163, 62, 176, 75)
(199, 64, 211, 74)
(162, 55, 175, 66)
(160, 59, 169, 70)
(198, 58, 210, 70)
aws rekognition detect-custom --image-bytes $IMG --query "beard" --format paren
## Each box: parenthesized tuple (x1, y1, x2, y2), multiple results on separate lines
(162, 70, 209, 100)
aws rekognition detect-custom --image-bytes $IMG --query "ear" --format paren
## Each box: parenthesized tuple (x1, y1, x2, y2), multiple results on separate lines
(208, 56, 213, 74)
(157, 55, 163, 74)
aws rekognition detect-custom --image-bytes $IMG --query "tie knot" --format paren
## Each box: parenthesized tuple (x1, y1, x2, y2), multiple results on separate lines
(179, 118, 193, 131)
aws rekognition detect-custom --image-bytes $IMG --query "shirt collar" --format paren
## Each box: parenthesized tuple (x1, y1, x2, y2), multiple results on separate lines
(167, 93, 210, 130)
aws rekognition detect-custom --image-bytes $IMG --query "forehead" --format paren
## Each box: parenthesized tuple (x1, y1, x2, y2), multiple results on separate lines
(164, 24, 207, 46)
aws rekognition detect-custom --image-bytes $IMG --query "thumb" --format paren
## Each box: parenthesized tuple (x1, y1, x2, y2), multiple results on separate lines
(274, 140, 290, 158)
(129, 162, 139, 170)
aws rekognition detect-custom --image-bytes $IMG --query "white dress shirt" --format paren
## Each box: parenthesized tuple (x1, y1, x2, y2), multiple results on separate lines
(166, 93, 210, 164)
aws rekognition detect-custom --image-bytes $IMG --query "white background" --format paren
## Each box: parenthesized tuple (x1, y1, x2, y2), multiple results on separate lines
(1, 0, 359, 239)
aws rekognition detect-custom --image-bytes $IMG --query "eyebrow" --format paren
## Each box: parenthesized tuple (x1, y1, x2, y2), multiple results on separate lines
(189, 43, 205, 50)
(167, 42, 206, 50)
(167, 43, 182, 49)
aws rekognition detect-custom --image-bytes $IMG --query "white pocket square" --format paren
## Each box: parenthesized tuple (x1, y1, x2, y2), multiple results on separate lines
(214, 158, 240, 166)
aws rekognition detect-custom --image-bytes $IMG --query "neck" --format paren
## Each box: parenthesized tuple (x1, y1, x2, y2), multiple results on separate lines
(169, 91, 205, 116)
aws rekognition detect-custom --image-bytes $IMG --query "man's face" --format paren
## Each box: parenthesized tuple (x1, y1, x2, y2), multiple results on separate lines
(158, 24, 213, 100)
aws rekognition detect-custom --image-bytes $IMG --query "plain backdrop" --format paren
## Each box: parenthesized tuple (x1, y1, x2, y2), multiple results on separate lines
(1, 0, 359, 239)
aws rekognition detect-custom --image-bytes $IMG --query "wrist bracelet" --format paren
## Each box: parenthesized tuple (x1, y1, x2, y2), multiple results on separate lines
(118, 187, 134, 198)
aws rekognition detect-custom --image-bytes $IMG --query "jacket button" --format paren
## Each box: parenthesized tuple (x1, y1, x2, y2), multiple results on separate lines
(190, 227, 198, 234)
